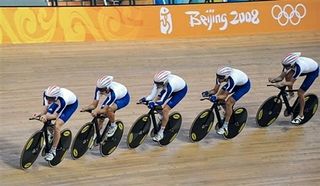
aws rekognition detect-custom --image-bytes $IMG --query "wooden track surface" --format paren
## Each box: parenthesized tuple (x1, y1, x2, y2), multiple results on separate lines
(0, 32, 319, 185)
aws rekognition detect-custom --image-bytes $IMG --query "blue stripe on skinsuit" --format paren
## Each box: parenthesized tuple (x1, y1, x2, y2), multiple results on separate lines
(103, 90, 116, 106)
(158, 84, 172, 105)
(223, 78, 235, 92)
(94, 87, 100, 100)
(293, 65, 301, 79)
(56, 97, 66, 114)
(47, 103, 59, 114)
(158, 89, 166, 98)
(42, 91, 46, 106)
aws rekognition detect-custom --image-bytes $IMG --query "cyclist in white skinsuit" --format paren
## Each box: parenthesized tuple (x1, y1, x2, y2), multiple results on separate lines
(33, 85, 78, 161)
(269, 52, 319, 124)
(140, 71, 188, 142)
(81, 75, 130, 142)
(202, 67, 251, 135)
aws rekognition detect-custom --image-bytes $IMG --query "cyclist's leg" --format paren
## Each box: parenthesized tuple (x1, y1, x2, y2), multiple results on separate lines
(228, 80, 251, 122)
(285, 74, 294, 98)
(45, 100, 78, 160)
(53, 100, 78, 148)
(106, 93, 130, 136)
(225, 97, 235, 124)
(165, 85, 188, 128)
(153, 85, 187, 141)
(293, 68, 319, 123)
(110, 92, 130, 122)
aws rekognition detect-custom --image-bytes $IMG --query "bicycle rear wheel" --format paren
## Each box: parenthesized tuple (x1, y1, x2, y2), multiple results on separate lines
(224, 107, 247, 139)
(159, 112, 182, 146)
(49, 129, 72, 167)
(100, 120, 124, 156)
(292, 94, 318, 125)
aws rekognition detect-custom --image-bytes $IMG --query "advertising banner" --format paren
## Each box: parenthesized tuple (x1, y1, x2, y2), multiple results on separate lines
(0, 0, 319, 44)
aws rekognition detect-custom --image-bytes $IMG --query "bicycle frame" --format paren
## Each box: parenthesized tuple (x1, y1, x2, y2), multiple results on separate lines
(29, 117, 53, 154)
(201, 97, 225, 126)
(268, 85, 298, 115)
(138, 101, 163, 135)
(82, 110, 108, 144)
(92, 115, 108, 144)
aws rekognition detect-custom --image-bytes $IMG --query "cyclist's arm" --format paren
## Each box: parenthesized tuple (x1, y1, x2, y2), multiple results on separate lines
(216, 89, 229, 100)
(82, 100, 99, 111)
(208, 84, 220, 95)
(278, 70, 296, 87)
(40, 105, 48, 115)
(269, 71, 286, 83)
(46, 112, 58, 120)
(146, 84, 158, 101)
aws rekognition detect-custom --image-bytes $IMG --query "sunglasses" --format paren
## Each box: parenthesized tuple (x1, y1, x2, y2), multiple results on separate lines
(45, 96, 56, 100)
(282, 64, 292, 68)
(97, 88, 108, 92)
(216, 74, 226, 80)
(154, 81, 164, 86)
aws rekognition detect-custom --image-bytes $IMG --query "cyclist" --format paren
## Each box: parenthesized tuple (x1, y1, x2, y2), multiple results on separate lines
(269, 52, 319, 124)
(202, 67, 251, 135)
(140, 70, 188, 141)
(81, 75, 130, 142)
(33, 85, 78, 161)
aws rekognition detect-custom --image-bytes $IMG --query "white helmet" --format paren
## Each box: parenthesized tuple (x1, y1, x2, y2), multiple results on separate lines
(96, 75, 113, 89)
(45, 85, 60, 98)
(153, 70, 171, 83)
(216, 66, 232, 79)
(282, 52, 301, 67)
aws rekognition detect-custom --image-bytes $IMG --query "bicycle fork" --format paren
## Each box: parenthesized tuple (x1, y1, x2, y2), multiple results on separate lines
(214, 106, 224, 126)
(150, 111, 160, 134)
(281, 93, 293, 114)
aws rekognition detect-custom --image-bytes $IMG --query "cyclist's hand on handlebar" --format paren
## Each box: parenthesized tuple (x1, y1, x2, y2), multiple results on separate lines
(40, 115, 48, 122)
(209, 95, 217, 102)
(139, 97, 147, 103)
(268, 77, 276, 83)
(148, 101, 156, 109)
(268, 77, 282, 83)
(91, 110, 98, 117)
(80, 107, 91, 112)
(275, 82, 285, 88)
(202, 91, 210, 97)
(31, 113, 40, 118)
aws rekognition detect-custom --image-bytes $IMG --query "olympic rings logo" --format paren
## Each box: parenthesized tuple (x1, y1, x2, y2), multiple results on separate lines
(271, 4, 306, 26)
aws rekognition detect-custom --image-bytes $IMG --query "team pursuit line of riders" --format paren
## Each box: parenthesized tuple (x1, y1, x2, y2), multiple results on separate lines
(22, 52, 319, 169)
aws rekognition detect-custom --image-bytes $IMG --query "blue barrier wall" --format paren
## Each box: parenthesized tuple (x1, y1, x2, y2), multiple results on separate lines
(0, 0, 47, 6)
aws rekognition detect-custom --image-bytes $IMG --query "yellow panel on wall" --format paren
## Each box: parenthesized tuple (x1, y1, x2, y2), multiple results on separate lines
(0, 0, 319, 44)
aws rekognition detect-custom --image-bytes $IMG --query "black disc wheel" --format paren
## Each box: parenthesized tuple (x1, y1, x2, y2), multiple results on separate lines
(256, 96, 282, 127)
(70, 122, 94, 160)
(189, 109, 214, 142)
(291, 94, 318, 125)
(20, 130, 44, 170)
(127, 114, 151, 149)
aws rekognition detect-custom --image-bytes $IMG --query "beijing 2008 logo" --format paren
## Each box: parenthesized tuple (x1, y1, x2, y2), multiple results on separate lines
(271, 3, 306, 26)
